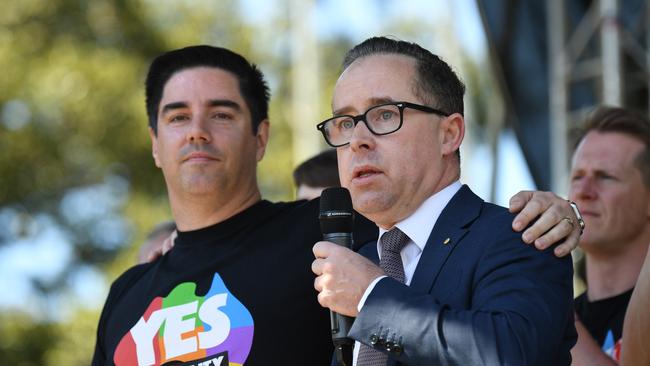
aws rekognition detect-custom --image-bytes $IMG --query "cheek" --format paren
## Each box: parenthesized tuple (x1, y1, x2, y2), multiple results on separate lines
(336, 151, 353, 185)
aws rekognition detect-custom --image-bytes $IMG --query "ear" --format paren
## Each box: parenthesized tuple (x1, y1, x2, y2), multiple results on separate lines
(149, 127, 162, 168)
(439, 113, 465, 157)
(255, 119, 270, 162)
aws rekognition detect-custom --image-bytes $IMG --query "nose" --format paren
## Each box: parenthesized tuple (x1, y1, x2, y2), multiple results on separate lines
(348, 118, 375, 152)
(187, 115, 211, 143)
(571, 176, 597, 201)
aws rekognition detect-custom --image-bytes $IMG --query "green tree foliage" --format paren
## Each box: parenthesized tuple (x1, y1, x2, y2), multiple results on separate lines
(0, 0, 298, 363)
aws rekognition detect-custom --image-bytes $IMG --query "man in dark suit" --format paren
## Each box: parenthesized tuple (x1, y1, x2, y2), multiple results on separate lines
(311, 37, 577, 365)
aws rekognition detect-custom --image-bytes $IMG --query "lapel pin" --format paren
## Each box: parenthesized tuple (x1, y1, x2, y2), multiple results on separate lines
(443, 238, 451, 245)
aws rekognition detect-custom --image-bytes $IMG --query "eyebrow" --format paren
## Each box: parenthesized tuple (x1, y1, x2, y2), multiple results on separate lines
(332, 96, 397, 116)
(160, 99, 242, 115)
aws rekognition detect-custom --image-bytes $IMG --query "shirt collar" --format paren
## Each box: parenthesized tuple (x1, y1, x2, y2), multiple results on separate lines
(378, 181, 462, 252)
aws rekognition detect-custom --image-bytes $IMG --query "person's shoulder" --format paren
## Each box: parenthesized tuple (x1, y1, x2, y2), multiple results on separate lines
(106, 263, 152, 301)
(459, 198, 517, 236)
(478, 201, 518, 225)
(265, 198, 320, 219)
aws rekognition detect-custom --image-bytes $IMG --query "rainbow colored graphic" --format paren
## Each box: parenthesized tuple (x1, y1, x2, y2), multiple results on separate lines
(114, 273, 254, 366)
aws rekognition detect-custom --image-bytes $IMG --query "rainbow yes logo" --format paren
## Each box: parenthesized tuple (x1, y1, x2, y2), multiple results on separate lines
(114, 274, 254, 366)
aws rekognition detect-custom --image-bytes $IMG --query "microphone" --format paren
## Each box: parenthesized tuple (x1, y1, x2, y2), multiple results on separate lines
(319, 187, 355, 366)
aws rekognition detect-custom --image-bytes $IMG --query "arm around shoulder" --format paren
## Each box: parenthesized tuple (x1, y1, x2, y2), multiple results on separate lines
(621, 248, 650, 366)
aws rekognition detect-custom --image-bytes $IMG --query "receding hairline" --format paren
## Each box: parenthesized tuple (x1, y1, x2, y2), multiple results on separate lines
(333, 53, 424, 110)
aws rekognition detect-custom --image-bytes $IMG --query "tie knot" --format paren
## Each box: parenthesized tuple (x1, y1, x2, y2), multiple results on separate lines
(381, 228, 409, 254)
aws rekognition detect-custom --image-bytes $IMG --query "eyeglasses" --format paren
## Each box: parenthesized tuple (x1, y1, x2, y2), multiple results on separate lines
(316, 101, 449, 147)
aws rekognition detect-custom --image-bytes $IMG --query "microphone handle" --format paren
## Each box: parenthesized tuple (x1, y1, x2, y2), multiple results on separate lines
(323, 232, 354, 366)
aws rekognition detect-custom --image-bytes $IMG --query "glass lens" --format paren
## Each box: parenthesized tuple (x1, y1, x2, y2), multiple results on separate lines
(324, 116, 355, 145)
(366, 104, 401, 134)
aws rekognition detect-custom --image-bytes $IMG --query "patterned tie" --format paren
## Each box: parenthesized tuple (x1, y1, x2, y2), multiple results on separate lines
(356, 228, 410, 366)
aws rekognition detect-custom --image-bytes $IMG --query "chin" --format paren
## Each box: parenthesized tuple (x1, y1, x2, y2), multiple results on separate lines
(352, 191, 391, 217)
(182, 176, 223, 194)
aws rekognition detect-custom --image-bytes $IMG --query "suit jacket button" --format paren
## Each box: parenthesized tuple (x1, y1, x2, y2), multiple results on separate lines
(369, 334, 379, 346)
(385, 341, 394, 352)
(392, 337, 403, 355)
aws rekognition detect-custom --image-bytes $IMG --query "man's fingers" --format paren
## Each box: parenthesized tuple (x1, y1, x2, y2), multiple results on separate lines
(146, 247, 163, 263)
(513, 197, 549, 235)
(312, 241, 340, 258)
(553, 228, 581, 258)
(162, 230, 178, 254)
(521, 205, 563, 244)
(313, 272, 323, 292)
(530, 216, 574, 250)
(509, 190, 534, 214)
(311, 257, 325, 275)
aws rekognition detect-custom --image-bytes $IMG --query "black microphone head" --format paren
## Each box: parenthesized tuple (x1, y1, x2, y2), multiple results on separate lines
(319, 187, 353, 234)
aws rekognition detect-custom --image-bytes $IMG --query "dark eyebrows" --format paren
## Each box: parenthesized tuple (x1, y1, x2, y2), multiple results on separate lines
(161, 101, 188, 116)
(207, 99, 242, 111)
(160, 99, 242, 116)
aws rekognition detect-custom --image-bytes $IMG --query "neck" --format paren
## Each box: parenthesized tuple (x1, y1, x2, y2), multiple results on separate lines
(374, 167, 459, 230)
(585, 240, 649, 301)
(169, 185, 262, 231)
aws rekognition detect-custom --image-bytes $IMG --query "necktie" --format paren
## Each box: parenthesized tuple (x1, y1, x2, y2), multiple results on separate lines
(356, 228, 410, 366)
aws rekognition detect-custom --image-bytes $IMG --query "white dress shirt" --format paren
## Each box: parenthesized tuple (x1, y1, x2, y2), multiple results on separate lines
(352, 180, 462, 365)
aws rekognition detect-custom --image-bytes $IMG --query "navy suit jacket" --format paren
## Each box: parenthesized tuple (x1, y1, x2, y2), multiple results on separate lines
(349, 185, 576, 365)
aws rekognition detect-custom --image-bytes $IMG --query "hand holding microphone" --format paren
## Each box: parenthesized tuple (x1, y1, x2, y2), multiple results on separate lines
(312, 188, 385, 366)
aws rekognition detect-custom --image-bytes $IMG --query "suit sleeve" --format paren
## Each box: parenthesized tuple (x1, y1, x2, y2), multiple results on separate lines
(348, 215, 575, 365)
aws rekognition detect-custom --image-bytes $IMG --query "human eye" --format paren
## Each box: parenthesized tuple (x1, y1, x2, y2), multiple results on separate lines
(380, 110, 396, 120)
(210, 110, 235, 123)
(332, 117, 354, 131)
(597, 172, 617, 181)
(369, 106, 398, 123)
(570, 174, 582, 183)
(169, 114, 190, 123)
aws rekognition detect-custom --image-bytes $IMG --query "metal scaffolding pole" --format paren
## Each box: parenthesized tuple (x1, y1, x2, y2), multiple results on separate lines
(290, 0, 321, 165)
(601, 0, 623, 106)
(548, 0, 570, 194)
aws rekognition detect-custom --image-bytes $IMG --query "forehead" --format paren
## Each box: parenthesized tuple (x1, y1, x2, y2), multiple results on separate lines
(332, 54, 418, 111)
(572, 131, 645, 170)
(159, 66, 246, 110)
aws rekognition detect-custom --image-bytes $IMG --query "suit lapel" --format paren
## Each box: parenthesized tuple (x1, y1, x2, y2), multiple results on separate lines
(408, 185, 483, 294)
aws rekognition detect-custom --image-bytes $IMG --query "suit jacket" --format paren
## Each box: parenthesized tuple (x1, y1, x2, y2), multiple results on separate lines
(349, 185, 576, 365)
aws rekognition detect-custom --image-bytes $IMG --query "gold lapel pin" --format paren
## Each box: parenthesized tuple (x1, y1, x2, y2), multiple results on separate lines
(443, 238, 451, 245)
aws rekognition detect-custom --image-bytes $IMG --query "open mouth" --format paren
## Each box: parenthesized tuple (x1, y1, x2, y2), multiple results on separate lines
(353, 166, 381, 179)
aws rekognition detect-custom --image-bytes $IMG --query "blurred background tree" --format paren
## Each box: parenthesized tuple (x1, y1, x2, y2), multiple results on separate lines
(0, 0, 493, 364)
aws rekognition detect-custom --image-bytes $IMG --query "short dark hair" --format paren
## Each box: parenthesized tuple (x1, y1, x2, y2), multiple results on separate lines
(342, 37, 465, 116)
(576, 106, 650, 186)
(145, 45, 270, 135)
(293, 149, 340, 189)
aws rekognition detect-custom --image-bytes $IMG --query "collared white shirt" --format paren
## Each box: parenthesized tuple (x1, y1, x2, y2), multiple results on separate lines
(352, 180, 462, 365)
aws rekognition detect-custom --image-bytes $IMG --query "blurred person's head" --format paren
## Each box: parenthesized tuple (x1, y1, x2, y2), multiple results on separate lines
(322, 37, 465, 228)
(569, 106, 650, 255)
(293, 149, 340, 200)
(138, 220, 176, 263)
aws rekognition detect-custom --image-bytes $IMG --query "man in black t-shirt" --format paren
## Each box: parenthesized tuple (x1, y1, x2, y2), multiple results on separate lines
(569, 107, 650, 364)
(93, 45, 582, 366)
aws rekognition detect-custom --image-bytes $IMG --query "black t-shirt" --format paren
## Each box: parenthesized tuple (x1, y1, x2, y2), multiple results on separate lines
(92, 199, 377, 366)
(574, 288, 633, 360)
